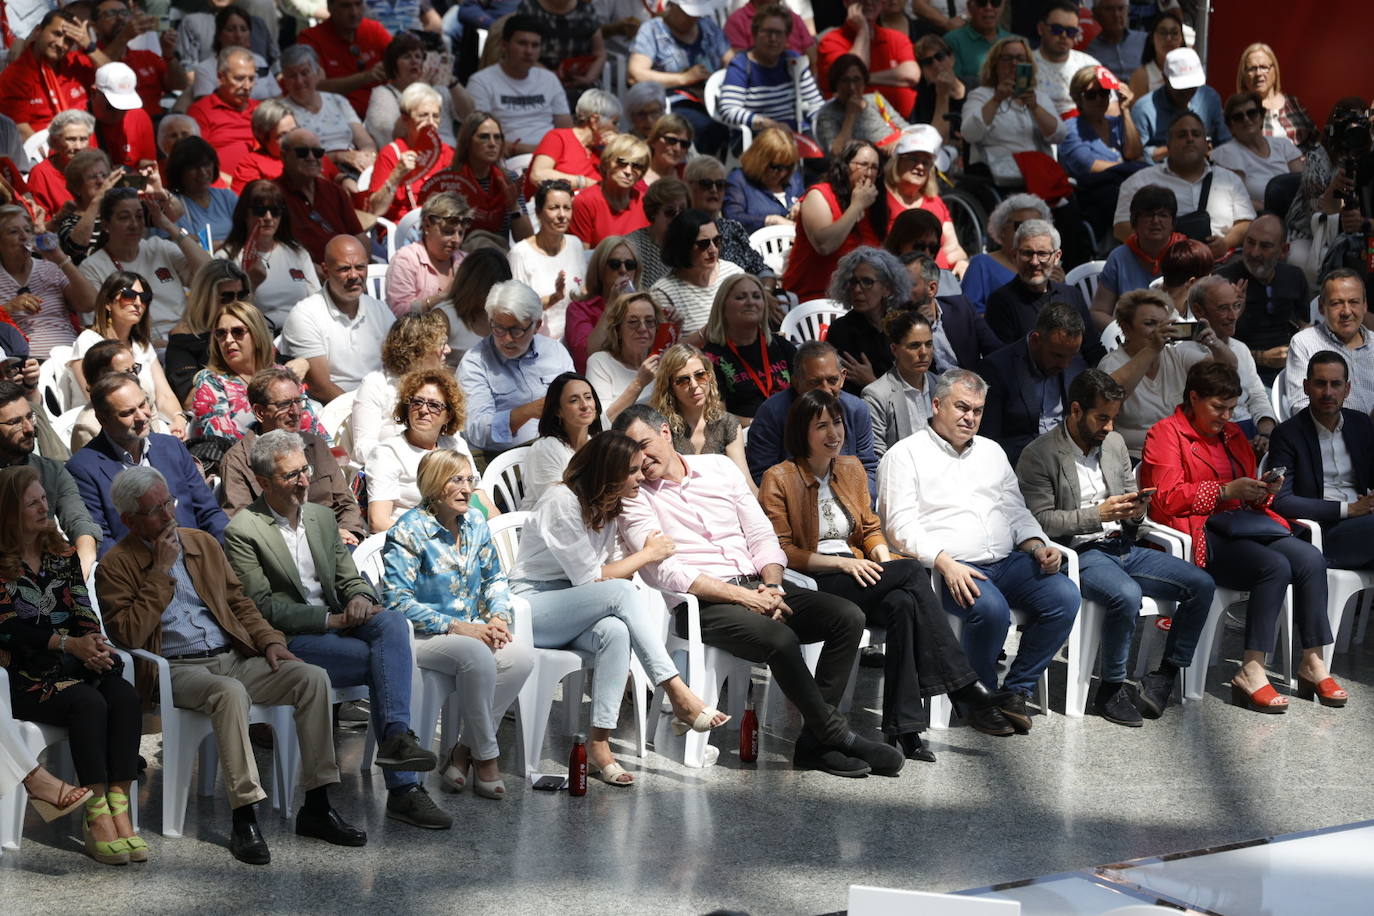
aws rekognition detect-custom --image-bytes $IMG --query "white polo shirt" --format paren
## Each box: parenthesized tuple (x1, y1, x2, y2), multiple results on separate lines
(281, 286, 395, 393)
(1114, 161, 1255, 239)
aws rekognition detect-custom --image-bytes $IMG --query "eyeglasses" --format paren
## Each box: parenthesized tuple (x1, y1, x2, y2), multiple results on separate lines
(408, 396, 450, 415)
(693, 179, 727, 192)
(0, 410, 34, 429)
(131, 496, 178, 517)
(607, 258, 638, 271)
(1017, 248, 1056, 262)
(672, 368, 711, 386)
(997, 53, 1029, 63)
(756, 26, 787, 38)
(116, 287, 151, 305)
(264, 395, 306, 412)
(908, 241, 941, 255)
(766, 162, 794, 173)
(475, 131, 505, 143)
(692, 236, 721, 251)
(217, 289, 244, 305)
(614, 157, 648, 174)
(278, 464, 312, 483)
(1229, 107, 1263, 123)
(1081, 88, 1112, 101)
(491, 321, 535, 339)
(250, 204, 282, 218)
(623, 317, 657, 330)
(1137, 208, 1173, 223)
(969, 0, 1003, 7)
(447, 474, 479, 488)
(1045, 23, 1080, 39)
(291, 146, 326, 159)
(918, 50, 950, 67)
(428, 216, 473, 232)
(1244, 63, 1274, 74)
(214, 325, 249, 341)
(659, 135, 691, 149)
(846, 275, 877, 289)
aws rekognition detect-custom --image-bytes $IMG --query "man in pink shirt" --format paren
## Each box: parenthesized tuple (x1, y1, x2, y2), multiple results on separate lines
(613, 403, 904, 778)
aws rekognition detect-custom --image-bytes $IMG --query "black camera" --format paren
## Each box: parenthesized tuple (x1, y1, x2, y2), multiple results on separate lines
(1326, 107, 1374, 208)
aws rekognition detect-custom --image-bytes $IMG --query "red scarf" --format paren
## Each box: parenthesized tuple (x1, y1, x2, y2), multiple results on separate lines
(1125, 231, 1187, 275)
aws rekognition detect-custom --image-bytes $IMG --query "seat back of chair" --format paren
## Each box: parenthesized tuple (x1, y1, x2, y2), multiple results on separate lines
(483, 445, 531, 513)
(780, 300, 845, 345)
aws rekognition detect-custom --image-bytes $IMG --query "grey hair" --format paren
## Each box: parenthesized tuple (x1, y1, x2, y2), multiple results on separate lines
(1186, 274, 1234, 316)
(400, 81, 443, 116)
(279, 44, 321, 72)
(932, 368, 988, 401)
(217, 45, 255, 74)
(904, 253, 941, 288)
(624, 81, 666, 116)
(1033, 300, 1085, 338)
(794, 339, 839, 373)
(1014, 218, 1060, 251)
(987, 193, 1052, 241)
(683, 156, 725, 181)
(611, 402, 670, 434)
(250, 98, 293, 146)
(156, 114, 199, 151)
(575, 89, 622, 125)
(484, 279, 543, 325)
(49, 109, 95, 136)
(111, 466, 168, 517)
(828, 246, 913, 305)
(249, 429, 306, 478)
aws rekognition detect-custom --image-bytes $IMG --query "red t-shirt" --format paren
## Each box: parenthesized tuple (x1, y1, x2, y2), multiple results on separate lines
(122, 48, 168, 118)
(188, 93, 259, 181)
(818, 22, 917, 117)
(782, 182, 882, 301)
(95, 108, 157, 170)
(276, 176, 364, 263)
(569, 183, 648, 247)
(26, 156, 71, 218)
(886, 190, 954, 269)
(370, 137, 456, 223)
(297, 19, 392, 118)
(0, 48, 95, 132)
(232, 148, 339, 190)
(524, 128, 600, 200)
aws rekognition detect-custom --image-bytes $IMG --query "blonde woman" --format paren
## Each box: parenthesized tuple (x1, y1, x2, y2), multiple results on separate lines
(961, 36, 1066, 187)
(1235, 42, 1315, 150)
(650, 343, 751, 485)
(699, 273, 795, 419)
(166, 259, 252, 404)
(586, 291, 661, 422)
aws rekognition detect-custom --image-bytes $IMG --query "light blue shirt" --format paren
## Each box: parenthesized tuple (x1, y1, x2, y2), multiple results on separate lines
(158, 541, 229, 658)
(1085, 30, 1147, 82)
(1059, 115, 1125, 182)
(172, 187, 239, 249)
(458, 334, 574, 451)
(1130, 85, 1230, 157)
(1100, 241, 1158, 297)
(630, 16, 729, 99)
(381, 506, 513, 634)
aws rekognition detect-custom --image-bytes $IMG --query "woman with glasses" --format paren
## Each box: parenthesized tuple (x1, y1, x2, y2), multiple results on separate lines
(569, 134, 652, 246)
(1089, 185, 1180, 333)
(188, 300, 322, 440)
(685, 157, 770, 278)
(508, 180, 588, 340)
(642, 114, 694, 188)
(650, 209, 744, 335)
(783, 139, 885, 302)
(622, 82, 668, 140)
(69, 271, 187, 439)
(587, 291, 662, 421)
(165, 259, 253, 404)
(1060, 65, 1146, 235)
(0, 204, 93, 359)
(959, 192, 1051, 314)
(716, 5, 824, 137)
(383, 448, 534, 802)
(527, 90, 622, 196)
(883, 125, 969, 277)
(650, 343, 750, 481)
(53, 149, 117, 266)
(961, 36, 1066, 187)
(366, 84, 457, 224)
(386, 191, 472, 318)
(277, 45, 378, 176)
(425, 112, 533, 247)
(1128, 9, 1185, 99)
(1211, 91, 1305, 210)
(822, 247, 912, 395)
(912, 34, 966, 142)
(369, 368, 482, 532)
(1235, 43, 1314, 151)
(26, 109, 95, 220)
(565, 235, 642, 372)
(724, 127, 806, 234)
(626, 178, 690, 289)
(216, 180, 321, 330)
(814, 55, 909, 160)
(510, 431, 729, 787)
(700, 273, 795, 420)
(521, 371, 604, 508)
(352, 312, 452, 467)
(164, 136, 238, 248)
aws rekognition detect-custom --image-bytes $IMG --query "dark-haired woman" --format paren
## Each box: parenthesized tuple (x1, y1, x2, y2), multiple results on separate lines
(648, 209, 744, 336)
(782, 139, 885, 302)
(759, 390, 1015, 760)
(520, 372, 603, 509)
(510, 431, 729, 786)
(165, 136, 238, 248)
(421, 112, 533, 246)
(217, 180, 321, 330)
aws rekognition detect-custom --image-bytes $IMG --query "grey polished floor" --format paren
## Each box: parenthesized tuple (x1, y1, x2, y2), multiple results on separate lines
(4, 622, 1374, 916)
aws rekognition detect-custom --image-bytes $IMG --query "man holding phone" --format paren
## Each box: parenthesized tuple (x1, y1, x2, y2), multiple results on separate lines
(1017, 369, 1216, 725)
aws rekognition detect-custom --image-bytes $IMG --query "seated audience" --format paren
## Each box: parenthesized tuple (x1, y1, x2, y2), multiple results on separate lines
(700, 273, 796, 420)
(67, 341, 135, 453)
(724, 127, 806, 234)
(165, 259, 252, 404)
(217, 180, 322, 331)
(98, 465, 362, 864)
(421, 112, 533, 246)
(1236, 42, 1314, 150)
(467, 16, 571, 155)
(878, 368, 1081, 731)
(984, 220, 1103, 363)
(684, 158, 769, 278)
(1030, 1, 1100, 117)
(351, 312, 451, 466)
(281, 235, 396, 403)
(386, 191, 472, 318)
(1089, 185, 1179, 332)
(91, 0, 184, 120)
(782, 139, 885, 303)
(642, 114, 693, 188)
(0, 205, 92, 359)
(527, 90, 622, 196)
(513, 0, 605, 91)
(863, 308, 935, 456)
(961, 193, 1050, 315)
(1141, 361, 1342, 714)
(912, 34, 967, 146)
(1158, 237, 1214, 319)
(1183, 277, 1275, 453)
(0, 465, 143, 866)
(223, 430, 447, 828)
(650, 343, 751, 481)
(961, 36, 1067, 187)
(26, 110, 94, 218)
(622, 82, 668, 140)
(1283, 97, 1364, 283)
(716, 4, 824, 135)
(587, 292, 661, 421)
(165, 137, 238, 248)
(824, 246, 913, 395)
(883, 126, 969, 276)
(1129, 48, 1229, 157)
(817, 0, 918, 117)
(508, 180, 588, 340)
(1216, 214, 1308, 384)
(277, 45, 377, 176)
(904, 253, 1001, 372)
(570, 134, 652, 247)
(725, 0, 815, 62)
(627, 178, 691, 290)
(1059, 64, 1146, 235)
(1210, 91, 1304, 210)
(521, 372, 603, 509)
(188, 6, 281, 101)
(615, 404, 902, 777)
(297, 0, 392, 118)
(177, 0, 277, 74)
(381, 448, 535, 801)
(275, 129, 368, 264)
(1084, 0, 1144, 83)
(231, 100, 298, 189)
(650, 210, 745, 335)
(187, 48, 262, 181)
(627, 1, 732, 155)
(942, 0, 1012, 88)
(565, 236, 641, 371)
(1285, 270, 1374, 415)
(1017, 369, 1215, 724)
(365, 32, 465, 149)
(366, 83, 455, 223)
(815, 54, 909, 160)
(434, 248, 510, 362)
(0, 11, 95, 137)
(1128, 11, 1186, 110)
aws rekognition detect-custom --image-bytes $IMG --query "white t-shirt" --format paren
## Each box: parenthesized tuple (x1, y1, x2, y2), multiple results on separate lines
(349, 369, 401, 467)
(367, 433, 475, 521)
(1097, 342, 1205, 455)
(1033, 48, 1101, 116)
(520, 435, 575, 510)
(586, 350, 654, 414)
(283, 92, 364, 153)
(216, 243, 321, 331)
(1209, 135, 1303, 206)
(467, 64, 570, 149)
(281, 288, 396, 392)
(1114, 162, 1256, 240)
(79, 239, 192, 344)
(507, 235, 589, 341)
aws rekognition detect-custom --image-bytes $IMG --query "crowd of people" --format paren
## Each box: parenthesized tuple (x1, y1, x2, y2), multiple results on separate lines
(0, 0, 1371, 876)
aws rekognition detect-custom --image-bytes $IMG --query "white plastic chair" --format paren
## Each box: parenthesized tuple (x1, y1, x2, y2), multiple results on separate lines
(371, 215, 396, 263)
(395, 208, 424, 250)
(1064, 259, 1105, 307)
(1298, 519, 1374, 668)
(316, 389, 357, 454)
(357, 165, 373, 194)
(1309, 294, 1320, 324)
(1271, 367, 1289, 421)
(779, 299, 846, 345)
(365, 263, 389, 303)
(21, 130, 48, 171)
(748, 225, 796, 274)
(1100, 318, 1122, 354)
(50, 405, 84, 449)
(482, 445, 530, 513)
(600, 50, 628, 100)
(701, 69, 752, 150)
(37, 346, 74, 421)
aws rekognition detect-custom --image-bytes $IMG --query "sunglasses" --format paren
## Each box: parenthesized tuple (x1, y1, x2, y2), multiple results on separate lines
(766, 161, 794, 173)
(1081, 88, 1112, 101)
(970, 0, 1002, 7)
(607, 257, 638, 271)
(918, 50, 950, 67)
(694, 179, 727, 192)
(475, 131, 504, 143)
(214, 326, 249, 341)
(291, 146, 326, 159)
(614, 157, 648, 173)
(116, 287, 151, 305)
(1045, 23, 1080, 39)
(428, 216, 474, 232)
(672, 368, 711, 386)
(692, 236, 721, 251)
(217, 289, 244, 305)
(846, 275, 877, 289)
(250, 204, 282, 218)
(1229, 107, 1263, 123)
(659, 135, 691, 149)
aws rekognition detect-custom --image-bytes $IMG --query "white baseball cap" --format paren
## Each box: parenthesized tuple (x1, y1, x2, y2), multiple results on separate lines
(894, 124, 942, 157)
(95, 62, 142, 111)
(669, 0, 720, 17)
(1163, 47, 1205, 91)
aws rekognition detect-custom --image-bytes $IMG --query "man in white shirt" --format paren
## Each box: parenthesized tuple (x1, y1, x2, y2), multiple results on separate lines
(1032, 0, 1100, 117)
(281, 235, 395, 402)
(1285, 269, 1374, 415)
(877, 368, 1080, 731)
(1184, 276, 1277, 457)
(466, 14, 573, 155)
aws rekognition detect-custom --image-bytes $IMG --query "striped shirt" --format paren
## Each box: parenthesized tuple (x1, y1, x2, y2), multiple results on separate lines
(0, 258, 74, 359)
(716, 50, 824, 131)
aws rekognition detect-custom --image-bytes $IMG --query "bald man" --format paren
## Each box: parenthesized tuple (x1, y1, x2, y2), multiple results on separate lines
(281, 236, 395, 402)
(275, 128, 368, 262)
(1217, 213, 1310, 384)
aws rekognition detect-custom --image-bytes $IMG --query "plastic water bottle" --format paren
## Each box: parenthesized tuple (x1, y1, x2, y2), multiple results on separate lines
(568, 734, 588, 796)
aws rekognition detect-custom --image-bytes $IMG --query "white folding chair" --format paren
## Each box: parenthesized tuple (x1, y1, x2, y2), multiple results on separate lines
(1271, 367, 1289, 421)
(1297, 519, 1374, 668)
(1064, 259, 1105, 307)
(21, 130, 48, 171)
(371, 214, 396, 263)
(779, 299, 846, 345)
(37, 346, 74, 421)
(316, 390, 357, 453)
(748, 225, 796, 274)
(482, 445, 531, 513)
(365, 263, 389, 303)
(701, 69, 751, 151)
(395, 208, 424, 250)
(50, 405, 83, 449)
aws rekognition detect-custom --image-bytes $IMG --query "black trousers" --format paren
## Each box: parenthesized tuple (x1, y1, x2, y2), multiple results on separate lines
(814, 559, 978, 736)
(1206, 532, 1332, 653)
(9, 672, 142, 787)
(681, 581, 863, 746)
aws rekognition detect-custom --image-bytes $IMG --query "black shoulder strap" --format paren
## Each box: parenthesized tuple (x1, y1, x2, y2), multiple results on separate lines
(1196, 170, 1215, 211)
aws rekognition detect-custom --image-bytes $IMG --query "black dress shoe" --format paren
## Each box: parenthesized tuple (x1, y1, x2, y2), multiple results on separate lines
(295, 806, 367, 847)
(858, 646, 886, 668)
(888, 733, 936, 763)
(792, 733, 870, 778)
(999, 693, 1033, 733)
(1136, 672, 1174, 719)
(844, 733, 905, 776)
(964, 703, 1015, 737)
(229, 819, 271, 865)
(1094, 685, 1144, 727)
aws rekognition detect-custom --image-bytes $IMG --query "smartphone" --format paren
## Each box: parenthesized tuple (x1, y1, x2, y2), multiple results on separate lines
(1262, 466, 1287, 483)
(117, 172, 149, 191)
(1169, 320, 1200, 341)
(530, 774, 567, 791)
(1013, 62, 1034, 94)
(1135, 487, 1157, 500)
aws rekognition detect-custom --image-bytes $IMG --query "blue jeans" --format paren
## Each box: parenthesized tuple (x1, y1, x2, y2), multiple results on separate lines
(1321, 513, 1374, 570)
(939, 551, 1080, 696)
(513, 578, 678, 731)
(1078, 543, 1216, 682)
(446, 0, 521, 44)
(288, 610, 417, 789)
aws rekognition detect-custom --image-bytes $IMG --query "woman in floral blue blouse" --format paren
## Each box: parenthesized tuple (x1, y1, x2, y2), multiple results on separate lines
(382, 449, 534, 800)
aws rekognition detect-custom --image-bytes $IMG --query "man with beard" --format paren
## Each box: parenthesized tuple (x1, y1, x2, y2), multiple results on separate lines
(1217, 213, 1310, 383)
(1016, 368, 1215, 725)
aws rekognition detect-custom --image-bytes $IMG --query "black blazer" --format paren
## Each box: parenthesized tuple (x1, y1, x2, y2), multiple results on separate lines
(937, 294, 1004, 371)
(977, 338, 1086, 468)
(984, 277, 1105, 365)
(1269, 407, 1374, 523)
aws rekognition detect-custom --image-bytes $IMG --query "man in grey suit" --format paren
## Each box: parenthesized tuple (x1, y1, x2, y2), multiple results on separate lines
(1015, 369, 1215, 725)
(862, 309, 935, 457)
(223, 430, 449, 830)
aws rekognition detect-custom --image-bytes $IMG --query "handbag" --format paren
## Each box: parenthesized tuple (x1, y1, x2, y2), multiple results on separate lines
(1174, 172, 1215, 241)
(1205, 508, 1290, 542)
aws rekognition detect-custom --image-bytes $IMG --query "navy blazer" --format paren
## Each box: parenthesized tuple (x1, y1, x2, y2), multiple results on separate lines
(937, 294, 1004, 371)
(723, 168, 805, 235)
(977, 338, 1086, 468)
(745, 387, 878, 497)
(1269, 407, 1374, 524)
(67, 432, 229, 556)
(984, 277, 1105, 366)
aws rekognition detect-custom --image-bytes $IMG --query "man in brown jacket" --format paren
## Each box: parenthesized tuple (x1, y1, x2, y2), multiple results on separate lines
(98, 466, 367, 866)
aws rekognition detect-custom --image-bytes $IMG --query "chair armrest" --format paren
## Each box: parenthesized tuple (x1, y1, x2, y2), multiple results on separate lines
(128, 648, 175, 712)
(1047, 540, 1079, 585)
(1296, 518, 1323, 552)
(1139, 519, 1187, 558)
(782, 569, 818, 590)
(509, 596, 534, 649)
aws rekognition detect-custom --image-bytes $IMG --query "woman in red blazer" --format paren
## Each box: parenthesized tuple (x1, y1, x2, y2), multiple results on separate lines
(1141, 362, 1343, 714)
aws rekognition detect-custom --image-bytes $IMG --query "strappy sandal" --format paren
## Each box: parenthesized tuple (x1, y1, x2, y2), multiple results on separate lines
(671, 707, 731, 736)
(589, 761, 635, 787)
(82, 796, 131, 866)
(106, 789, 149, 862)
(24, 773, 92, 823)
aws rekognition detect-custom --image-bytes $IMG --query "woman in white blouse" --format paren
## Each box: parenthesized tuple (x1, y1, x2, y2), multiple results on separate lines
(351, 312, 450, 467)
(586, 291, 660, 422)
(520, 372, 603, 509)
(508, 431, 729, 786)
(960, 37, 1067, 188)
(507, 179, 587, 341)
(216, 180, 320, 331)
(649, 210, 743, 336)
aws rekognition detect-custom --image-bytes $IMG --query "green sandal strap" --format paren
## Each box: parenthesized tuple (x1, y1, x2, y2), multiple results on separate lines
(124, 836, 148, 851)
(106, 790, 130, 816)
(84, 795, 111, 820)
